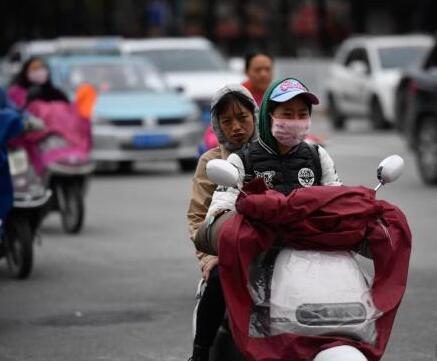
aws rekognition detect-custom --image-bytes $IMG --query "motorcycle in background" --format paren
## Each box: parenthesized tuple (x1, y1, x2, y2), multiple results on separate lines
(13, 95, 94, 235)
(39, 133, 94, 234)
(0, 147, 51, 279)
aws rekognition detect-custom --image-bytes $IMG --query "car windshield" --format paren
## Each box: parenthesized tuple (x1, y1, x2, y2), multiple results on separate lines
(132, 48, 228, 72)
(378, 46, 430, 69)
(65, 62, 165, 92)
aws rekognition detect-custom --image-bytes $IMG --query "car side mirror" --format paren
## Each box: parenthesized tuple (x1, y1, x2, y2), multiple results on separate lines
(228, 57, 244, 73)
(174, 85, 185, 93)
(9, 52, 21, 63)
(349, 60, 368, 76)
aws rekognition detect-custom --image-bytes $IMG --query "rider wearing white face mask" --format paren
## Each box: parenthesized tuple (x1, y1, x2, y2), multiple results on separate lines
(8, 57, 69, 108)
(27, 66, 49, 85)
(206, 77, 341, 218)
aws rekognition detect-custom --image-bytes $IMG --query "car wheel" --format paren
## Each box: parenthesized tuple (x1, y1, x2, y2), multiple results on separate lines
(417, 117, 437, 185)
(370, 98, 391, 130)
(327, 94, 346, 130)
(179, 158, 198, 173)
(394, 82, 409, 132)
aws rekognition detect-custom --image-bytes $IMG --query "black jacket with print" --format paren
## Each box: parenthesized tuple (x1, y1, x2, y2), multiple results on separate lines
(235, 140, 322, 195)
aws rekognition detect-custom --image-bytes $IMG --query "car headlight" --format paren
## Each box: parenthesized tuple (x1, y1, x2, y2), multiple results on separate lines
(8, 149, 29, 176)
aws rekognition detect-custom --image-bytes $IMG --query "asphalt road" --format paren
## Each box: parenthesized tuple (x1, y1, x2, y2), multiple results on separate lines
(0, 116, 436, 361)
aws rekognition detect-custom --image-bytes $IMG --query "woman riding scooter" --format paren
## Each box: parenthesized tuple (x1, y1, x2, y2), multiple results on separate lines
(8, 56, 69, 107)
(197, 52, 272, 156)
(8, 58, 93, 234)
(0, 87, 50, 278)
(187, 84, 259, 361)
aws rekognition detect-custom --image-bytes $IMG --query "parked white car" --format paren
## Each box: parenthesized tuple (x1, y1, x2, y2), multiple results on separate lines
(325, 35, 433, 129)
(121, 37, 244, 125)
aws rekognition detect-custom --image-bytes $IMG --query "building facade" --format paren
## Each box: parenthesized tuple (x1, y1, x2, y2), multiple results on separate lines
(1, 0, 436, 56)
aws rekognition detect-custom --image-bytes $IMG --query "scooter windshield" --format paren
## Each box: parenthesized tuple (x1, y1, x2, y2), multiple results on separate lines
(218, 185, 411, 361)
(247, 247, 382, 344)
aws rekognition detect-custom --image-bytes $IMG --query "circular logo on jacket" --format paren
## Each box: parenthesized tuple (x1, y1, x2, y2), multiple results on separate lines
(298, 168, 315, 187)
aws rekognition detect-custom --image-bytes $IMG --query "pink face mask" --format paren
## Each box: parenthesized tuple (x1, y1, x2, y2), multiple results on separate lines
(27, 68, 49, 85)
(271, 116, 311, 148)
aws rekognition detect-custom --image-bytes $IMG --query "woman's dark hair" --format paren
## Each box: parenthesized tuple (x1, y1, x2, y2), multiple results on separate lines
(10, 56, 48, 88)
(245, 51, 273, 72)
(10, 56, 69, 103)
(212, 91, 256, 120)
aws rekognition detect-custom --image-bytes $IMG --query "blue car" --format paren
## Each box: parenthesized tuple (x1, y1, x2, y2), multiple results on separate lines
(48, 55, 202, 172)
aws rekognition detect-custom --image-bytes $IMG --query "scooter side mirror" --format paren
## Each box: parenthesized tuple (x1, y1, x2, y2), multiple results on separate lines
(206, 159, 239, 187)
(376, 155, 404, 186)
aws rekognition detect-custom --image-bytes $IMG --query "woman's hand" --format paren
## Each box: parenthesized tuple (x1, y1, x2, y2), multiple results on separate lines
(202, 256, 219, 281)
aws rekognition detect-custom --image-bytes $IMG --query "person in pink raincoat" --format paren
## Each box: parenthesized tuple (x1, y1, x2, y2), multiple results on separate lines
(8, 57, 69, 109)
(7, 57, 92, 175)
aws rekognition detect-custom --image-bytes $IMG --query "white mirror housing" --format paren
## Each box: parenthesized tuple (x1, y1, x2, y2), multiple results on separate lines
(349, 60, 368, 76)
(377, 155, 404, 185)
(206, 159, 240, 187)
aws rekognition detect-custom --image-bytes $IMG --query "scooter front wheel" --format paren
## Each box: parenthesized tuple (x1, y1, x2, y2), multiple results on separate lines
(5, 215, 33, 279)
(57, 183, 85, 234)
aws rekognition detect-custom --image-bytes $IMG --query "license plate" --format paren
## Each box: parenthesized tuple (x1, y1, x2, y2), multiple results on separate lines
(132, 134, 173, 149)
(8, 149, 29, 176)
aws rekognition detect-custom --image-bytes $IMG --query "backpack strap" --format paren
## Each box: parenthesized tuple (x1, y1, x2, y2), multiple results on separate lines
(307, 143, 322, 185)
